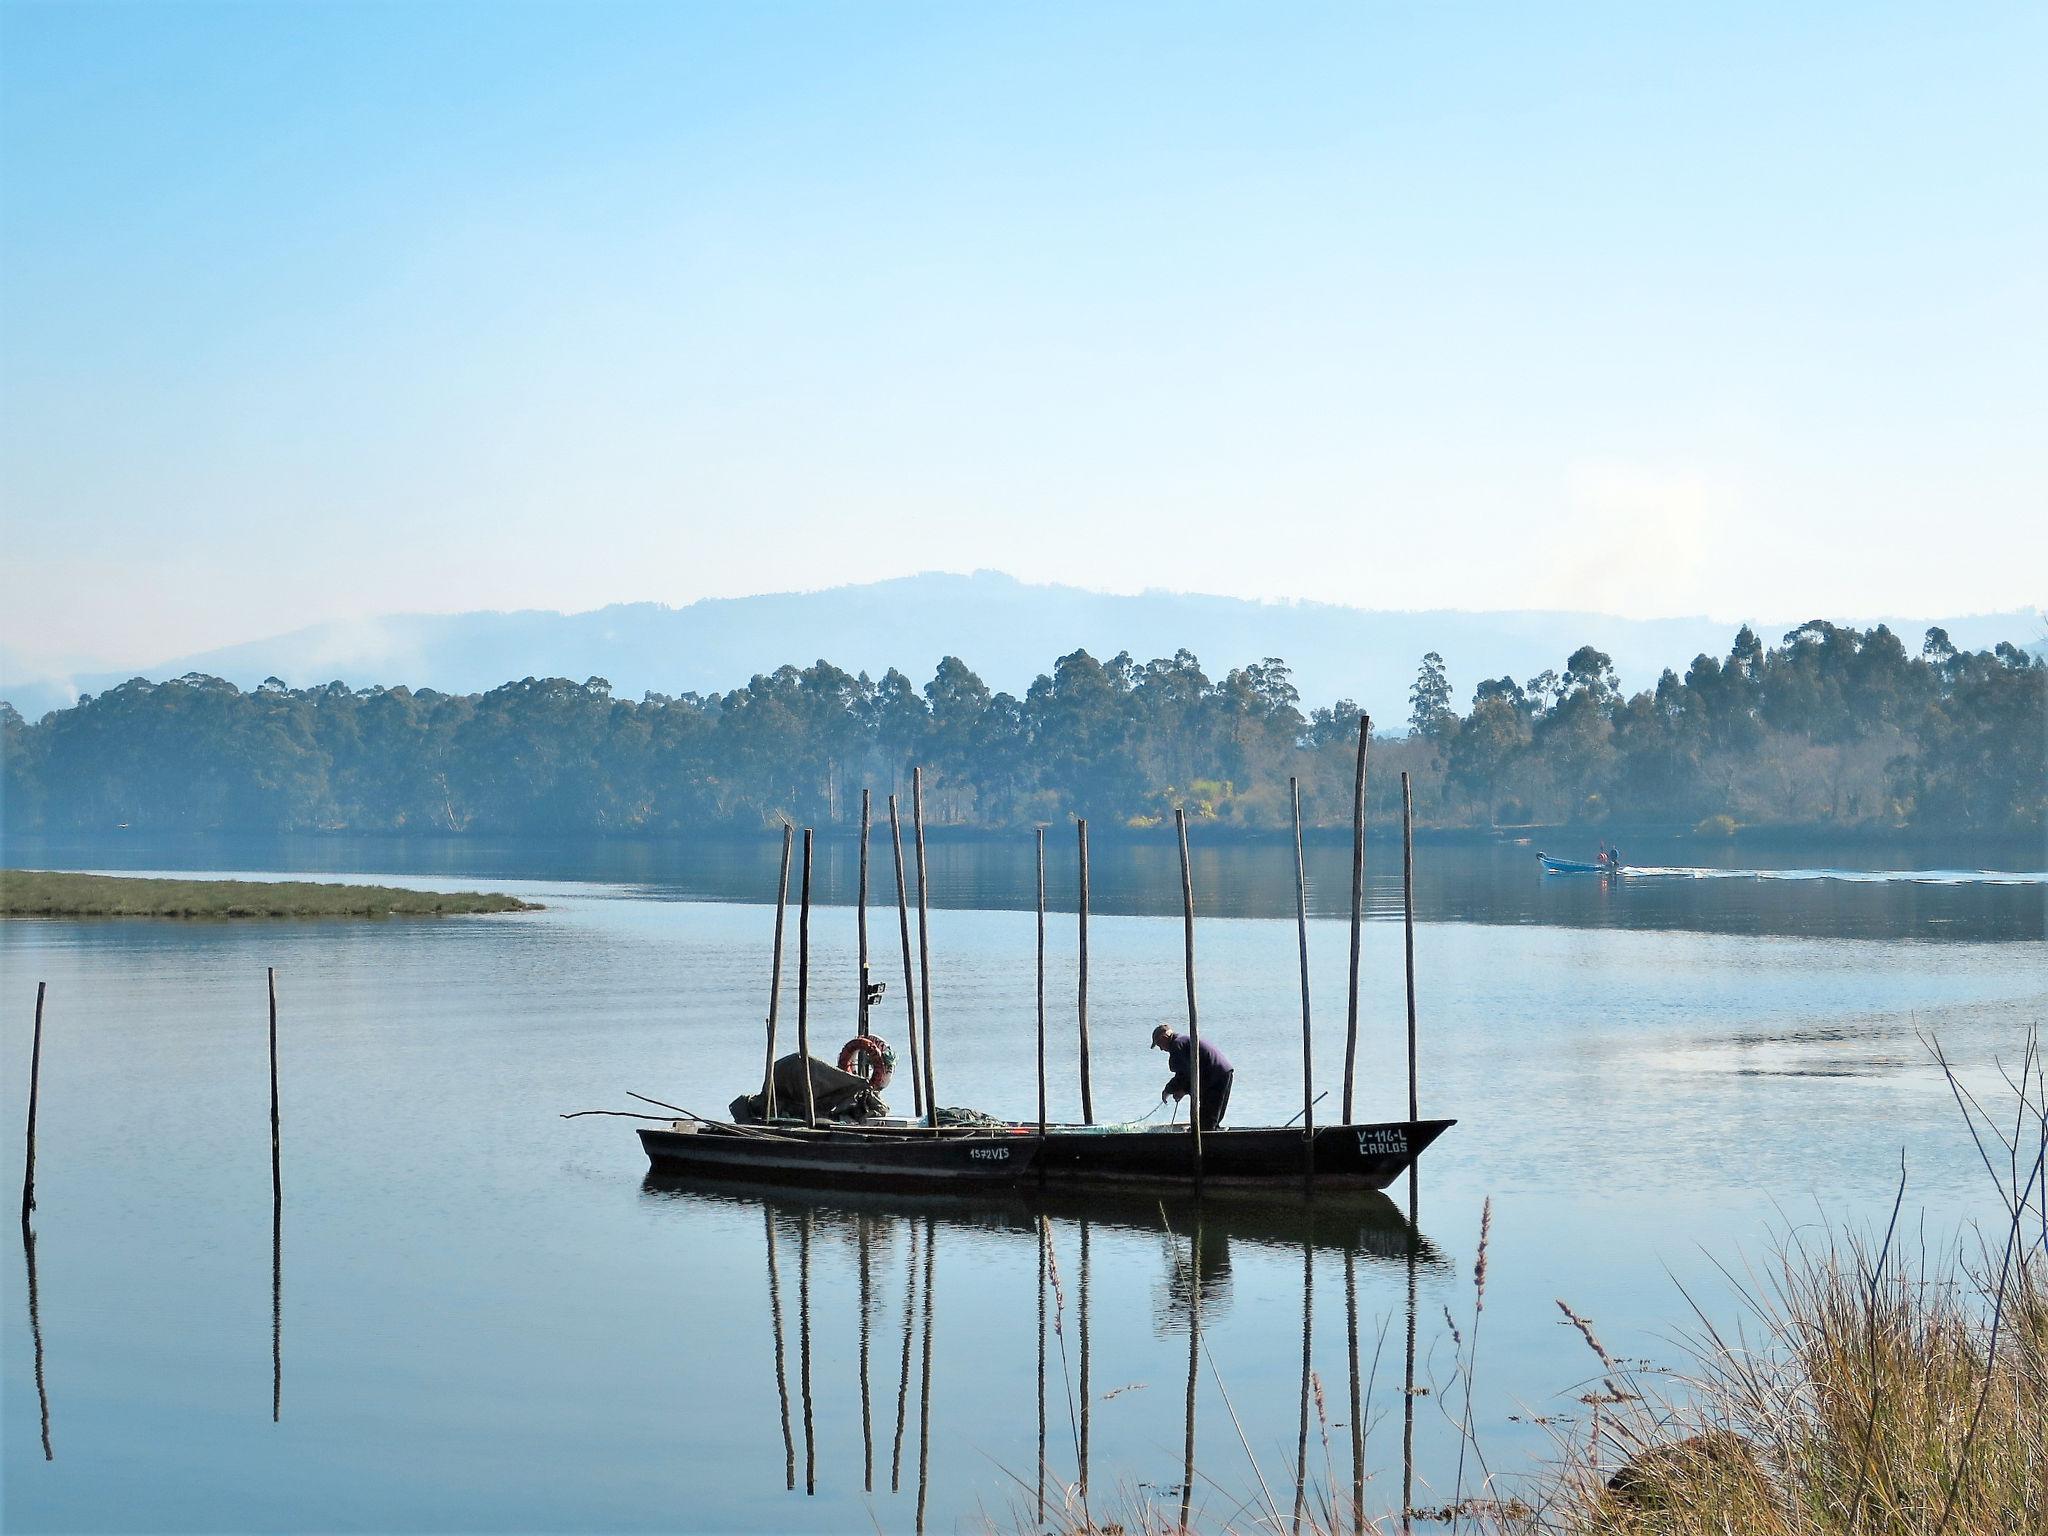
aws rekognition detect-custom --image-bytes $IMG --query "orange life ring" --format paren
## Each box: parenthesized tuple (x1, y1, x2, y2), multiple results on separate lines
(837, 1034, 895, 1090)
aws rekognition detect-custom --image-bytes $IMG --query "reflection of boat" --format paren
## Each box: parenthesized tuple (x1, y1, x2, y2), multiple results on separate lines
(1539, 851, 1621, 875)
(639, 1168, 1448, 1268)
(637, 1115, 1453, 1194)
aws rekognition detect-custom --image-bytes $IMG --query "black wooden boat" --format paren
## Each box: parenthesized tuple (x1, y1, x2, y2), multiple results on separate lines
(636, 1114, 1452, 1194)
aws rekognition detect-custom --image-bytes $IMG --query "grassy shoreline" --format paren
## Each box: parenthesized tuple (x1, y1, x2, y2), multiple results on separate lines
(0, 869, 540, 918)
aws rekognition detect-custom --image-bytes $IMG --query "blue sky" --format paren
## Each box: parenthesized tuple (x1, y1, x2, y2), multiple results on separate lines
(2, 2, 2042, 669)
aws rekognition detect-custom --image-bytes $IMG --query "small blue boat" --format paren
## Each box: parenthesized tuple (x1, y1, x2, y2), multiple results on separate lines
(1538, 852, 1619, 875)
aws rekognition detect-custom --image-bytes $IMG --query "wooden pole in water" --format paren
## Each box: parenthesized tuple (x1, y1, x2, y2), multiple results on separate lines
(889, 796, 923, 1118)
(1036, 828, 1047, 1142)
(797, 830, 817, 1128)
(1290, 778, 1315, 1163)
(1076, 819, 1095, 1125)
(267, 968, 281, 1213)
(1036, 1214, 1048, 1524)
(21, 981, 45, 1224)
(1078, 1217, 1092, 1500)
(858, 789, 872, 1040)
(1344, 713, 1369, 1124)
(22, 1218, 52, 1458)
(764, 824, 794, 1122)
(1292, 1236, 1314, 1534)
(914, 1213, 936, 1535)
(1174, 809, 1204, 1179)
(1347, 1247, 1364, 1523)
(912, 767, 936, 1125)
(1402, 771, 1419, 1126)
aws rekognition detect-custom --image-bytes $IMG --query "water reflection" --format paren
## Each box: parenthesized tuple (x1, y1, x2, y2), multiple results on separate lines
(646, 1175, 1442, 1527)
(20, 1221, 52, 1461)
(15, 830, 2041, 941)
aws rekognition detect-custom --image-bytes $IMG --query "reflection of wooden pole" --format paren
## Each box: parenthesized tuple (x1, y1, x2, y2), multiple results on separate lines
(1346, 1247, 1364, 1525)
(1403, 772, 1419, 1126)
(858, 789, 872, 1038)
(797, 830, 817, 1128)
(859, 1214, 874, 1492)
(888, 797, 923, 1118)
(891, 1219, 919, 1491)
(1179, 1217, 1202, 1532)
(798, 1209, 816, 1496)
(1037, 1215, 1048, 1524)
(915, 1214, 936, 1534)
(1290, 778, 1315, 1168)
(765, 1208, 795, 1490)
(22, 981, 46, 1223)
(22, 1221, 52, 1459)
(1344, 714, 1369, 1123)
(1292, 1237, 1314, 1533)
(1175, 810, 1204, 1178)
(764, 825, 793, 1121)
(912, 768, 936, 1125)
(1402, 1173, 1420, 1534)
(1078, 1217, 1092, 1500)
(1036, 828, 1047, 1142)
(272, 1175, 282, 1424)
(1076, 819, 1094, 1124)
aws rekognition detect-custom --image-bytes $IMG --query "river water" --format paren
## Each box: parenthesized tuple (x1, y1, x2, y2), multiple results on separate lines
(2, 833, 2043, 1532)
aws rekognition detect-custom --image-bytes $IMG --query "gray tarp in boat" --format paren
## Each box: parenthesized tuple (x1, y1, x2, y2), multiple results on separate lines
(730, 1053, 889, 1123)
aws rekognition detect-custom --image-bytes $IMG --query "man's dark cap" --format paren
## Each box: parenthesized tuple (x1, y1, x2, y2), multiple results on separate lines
(1151, 1023, 1174, 1045)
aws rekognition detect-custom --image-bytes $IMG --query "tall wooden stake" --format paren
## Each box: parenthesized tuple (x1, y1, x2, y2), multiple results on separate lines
(1174, 808, 1204, 1178)
(1343, 713, 1370, 1123)
(1035, 828, 1047, 1142)
(1076, 819, 1094, 1124)
(912, 767, 936, 1126)
(888, 796, 923, 1117)
(21, 981, 46, 1224)
(857, 789, 872, 1038)
(797, 829, 817, 1128)
(1402, 771, 1419, 1125)
(1290, 778, 1315, 1165)
(267, 968, 281, 1212)
(764, 824, 793, 1122)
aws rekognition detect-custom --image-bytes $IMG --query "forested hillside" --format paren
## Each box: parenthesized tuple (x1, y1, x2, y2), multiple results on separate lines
(2, 623, 2040, 838)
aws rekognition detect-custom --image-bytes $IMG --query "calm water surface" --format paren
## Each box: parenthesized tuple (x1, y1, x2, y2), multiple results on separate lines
(3, 836, 2044, 1532)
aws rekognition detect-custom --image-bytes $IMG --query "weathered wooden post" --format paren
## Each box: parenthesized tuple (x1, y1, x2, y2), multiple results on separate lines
(1076, 819, 1094, 1124)
(1174, 808, 1204, 1178)
(267, 968, 282, 1213)
(888, 796, 923, 1117)
(1035, 828, 1048, 1141)
(1290, 778, 1314, 1159)
(1343, 713, 1370, 1123)
(1403, 771, 1419, 1125)
(912, 767, 936, 1125)
(21, 981, 46, 1224)
(797, 829, 817, 1128)
(857, 789, 872, 1039)
(763, 824, 794, 1121)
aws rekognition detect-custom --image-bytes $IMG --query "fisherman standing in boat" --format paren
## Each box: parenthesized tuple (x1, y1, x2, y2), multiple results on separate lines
(1152, 1023, 1234, 1130)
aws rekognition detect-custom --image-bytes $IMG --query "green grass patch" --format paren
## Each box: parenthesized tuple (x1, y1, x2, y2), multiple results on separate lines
(0, 869, 541, 919)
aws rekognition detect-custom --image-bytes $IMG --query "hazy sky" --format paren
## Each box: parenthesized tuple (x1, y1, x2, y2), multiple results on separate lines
(3, 1, 2043, 669)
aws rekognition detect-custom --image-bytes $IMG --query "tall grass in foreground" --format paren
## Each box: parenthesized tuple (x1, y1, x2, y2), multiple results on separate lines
(1508, 1033, 2046, 1536)
(1005, 1031, 2045, 1535)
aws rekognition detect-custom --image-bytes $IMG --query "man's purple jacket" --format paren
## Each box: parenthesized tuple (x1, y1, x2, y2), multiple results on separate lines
(1158, 1031, 1233, 1103)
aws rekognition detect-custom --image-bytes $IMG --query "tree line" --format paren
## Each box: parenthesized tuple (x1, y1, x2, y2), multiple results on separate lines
(1, 622, 2040, 839)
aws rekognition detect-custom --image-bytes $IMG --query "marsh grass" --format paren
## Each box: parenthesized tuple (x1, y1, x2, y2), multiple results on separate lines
(0, 868, 539, 918)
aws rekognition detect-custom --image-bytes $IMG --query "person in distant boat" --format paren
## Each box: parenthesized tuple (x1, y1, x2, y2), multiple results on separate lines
(1605, 845, 1623, 871)
(1152, 1023, 1234, 1131)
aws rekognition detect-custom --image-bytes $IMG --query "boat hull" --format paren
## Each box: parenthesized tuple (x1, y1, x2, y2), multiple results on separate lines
(637, 1122, 1037, 1191)
(637, 1118, 1452, 1195)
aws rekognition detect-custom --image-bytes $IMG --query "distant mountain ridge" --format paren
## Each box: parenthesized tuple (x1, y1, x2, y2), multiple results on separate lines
(2, 571, 2039, 724)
